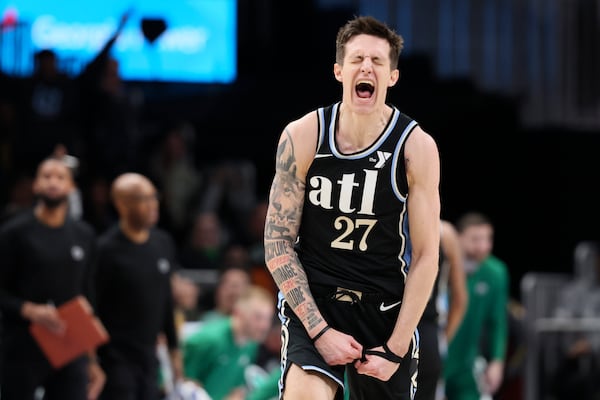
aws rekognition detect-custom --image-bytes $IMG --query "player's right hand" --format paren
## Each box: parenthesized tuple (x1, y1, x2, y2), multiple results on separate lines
(314, 327, 362, 365)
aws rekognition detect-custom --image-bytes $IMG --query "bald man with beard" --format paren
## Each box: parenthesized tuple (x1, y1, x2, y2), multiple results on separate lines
(94, 173, 183, 400)
(0, 157, 105, 400)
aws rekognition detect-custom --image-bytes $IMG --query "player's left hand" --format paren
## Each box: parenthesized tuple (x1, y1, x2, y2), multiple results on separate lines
(354, 345, 400, 381)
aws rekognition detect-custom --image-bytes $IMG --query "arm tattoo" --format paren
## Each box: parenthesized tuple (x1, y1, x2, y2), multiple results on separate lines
(264, 129, 324, 333)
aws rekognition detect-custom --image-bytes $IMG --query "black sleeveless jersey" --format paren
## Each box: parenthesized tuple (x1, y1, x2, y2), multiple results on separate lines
(296, 102, 419, 298)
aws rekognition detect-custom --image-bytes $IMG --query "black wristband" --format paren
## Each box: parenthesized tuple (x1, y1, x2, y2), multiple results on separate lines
(311, 325, 331, 343)
(382, 342, 405, 363)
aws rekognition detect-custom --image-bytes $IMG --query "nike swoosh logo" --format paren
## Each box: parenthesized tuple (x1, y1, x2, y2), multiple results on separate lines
(314, 154, 333, 158)
(379, 300, 402, 312)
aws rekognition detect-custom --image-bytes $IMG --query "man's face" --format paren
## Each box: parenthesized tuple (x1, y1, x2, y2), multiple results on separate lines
(459, 223, 494, 263)
(33, 160, 73, 208)
(334, 34, 399, 113)
(241, 299, 275, 342)
(124, 183, 159, 229)
(216, 269, 250, 314)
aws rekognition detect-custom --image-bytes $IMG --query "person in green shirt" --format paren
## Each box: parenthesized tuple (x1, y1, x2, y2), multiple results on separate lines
(183, 285, 275, 400)
(245, 367, 281, 400)
(444, 212, 509, 400)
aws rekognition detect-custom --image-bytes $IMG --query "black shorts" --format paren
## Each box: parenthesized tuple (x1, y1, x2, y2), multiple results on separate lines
(278, 285, 419, 400)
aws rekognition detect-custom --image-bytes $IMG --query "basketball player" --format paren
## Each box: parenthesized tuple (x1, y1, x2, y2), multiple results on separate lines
(264, 15, 441, 400)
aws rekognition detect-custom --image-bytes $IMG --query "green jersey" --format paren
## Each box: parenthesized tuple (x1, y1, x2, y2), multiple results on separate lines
(183, 317, 259, 400)
(443, 255, 509, 398)
(246, 367, 280, 400)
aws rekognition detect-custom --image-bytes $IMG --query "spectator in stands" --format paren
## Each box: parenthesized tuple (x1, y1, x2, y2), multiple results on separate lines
(200, 264, 252, 322)
(178, 211, 229, 271)
(170, 272, 201, 329)
(13, 49, 78, 176)
(147, 120, 203, 244)
(77, 10, 143, 180)
(228, 315, 283, 400)
(197, 159, 258, 242)
(183, 285, 275, 400)
(222, 243, 252, 271)
(81, 175, 117, 234)
(0, 157, 105, 400)
(94, 172, 183, 400)
(444, 212, 509, 400)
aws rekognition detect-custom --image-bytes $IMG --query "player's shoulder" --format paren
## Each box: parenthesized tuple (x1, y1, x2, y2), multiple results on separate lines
(403, 122, 440, 169)
(277, 107, 322, 171)
(405, 123, 437, 147)
(285, 108, 320, 138)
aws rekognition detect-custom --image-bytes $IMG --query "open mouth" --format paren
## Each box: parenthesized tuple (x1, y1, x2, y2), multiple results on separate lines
(355, 81, 375, 99)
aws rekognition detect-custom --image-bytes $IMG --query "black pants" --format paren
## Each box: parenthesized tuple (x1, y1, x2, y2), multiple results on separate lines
(0, 355, 87, 400)
(99, 357, 160, 400)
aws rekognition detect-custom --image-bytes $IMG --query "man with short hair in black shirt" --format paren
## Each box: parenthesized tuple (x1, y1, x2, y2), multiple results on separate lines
(0, 157, 105, 400)
(94, 172, 183, 400)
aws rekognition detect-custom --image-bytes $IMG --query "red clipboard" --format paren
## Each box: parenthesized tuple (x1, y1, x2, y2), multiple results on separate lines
(29, 296, 110, 369)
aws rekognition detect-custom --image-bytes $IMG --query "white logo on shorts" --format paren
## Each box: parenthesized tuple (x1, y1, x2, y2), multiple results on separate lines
(379, 300, 402, 312)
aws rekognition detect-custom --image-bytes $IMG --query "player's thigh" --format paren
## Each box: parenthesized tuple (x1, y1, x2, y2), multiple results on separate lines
(283, 363, 339, 400)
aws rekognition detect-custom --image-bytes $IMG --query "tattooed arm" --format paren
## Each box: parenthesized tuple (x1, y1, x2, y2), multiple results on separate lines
(264, 113, 362, 365)
(264, 113, 325, 338)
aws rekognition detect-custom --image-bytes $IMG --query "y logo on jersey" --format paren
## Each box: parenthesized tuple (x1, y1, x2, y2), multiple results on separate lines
(369, 151, 392, 169)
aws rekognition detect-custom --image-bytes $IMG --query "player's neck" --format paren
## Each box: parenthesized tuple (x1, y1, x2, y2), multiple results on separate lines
(337, 103, 392, 152)
(34, 202, 68, 227)
(119, 221, 150, 244)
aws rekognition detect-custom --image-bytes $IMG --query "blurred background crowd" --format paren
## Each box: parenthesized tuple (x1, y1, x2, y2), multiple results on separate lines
(1, 1, 599, 399)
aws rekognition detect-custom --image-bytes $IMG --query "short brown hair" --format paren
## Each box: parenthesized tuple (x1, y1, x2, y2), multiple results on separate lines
(335, 15, 404, 69)
(455, 212, 493, 233)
